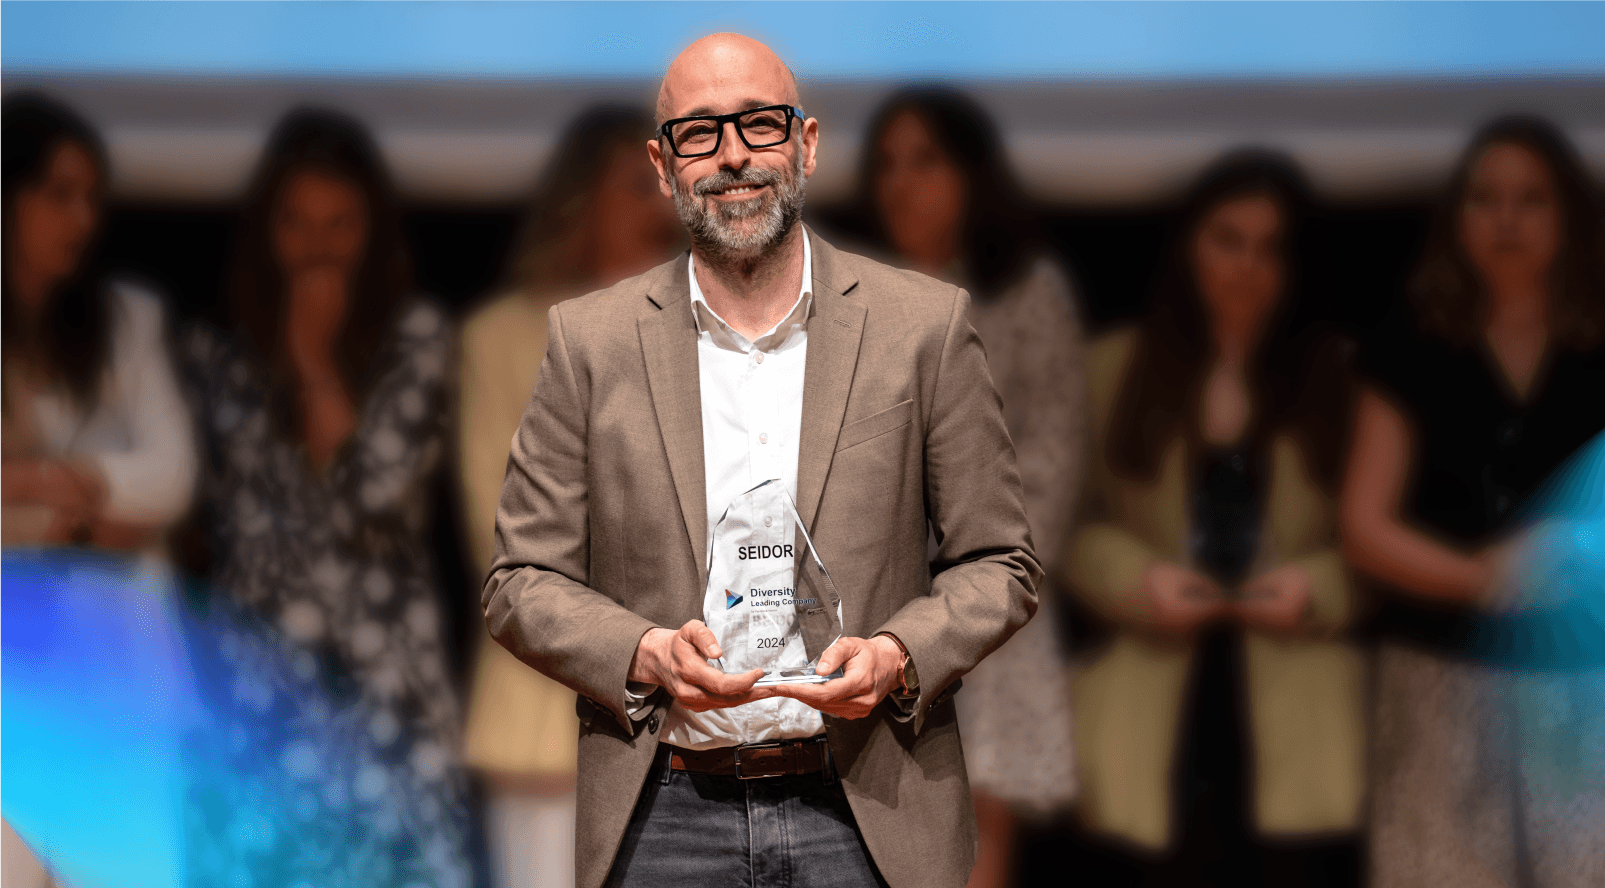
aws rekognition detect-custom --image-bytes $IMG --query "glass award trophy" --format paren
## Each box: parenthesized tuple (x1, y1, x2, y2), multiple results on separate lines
(705, 479, 844, 686)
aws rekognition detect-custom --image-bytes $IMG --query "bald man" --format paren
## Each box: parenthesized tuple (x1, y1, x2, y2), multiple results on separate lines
(484, 34, 1039, 888)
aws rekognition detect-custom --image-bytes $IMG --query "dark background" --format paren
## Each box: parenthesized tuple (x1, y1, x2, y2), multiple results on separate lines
(103, 199, 1431, 333)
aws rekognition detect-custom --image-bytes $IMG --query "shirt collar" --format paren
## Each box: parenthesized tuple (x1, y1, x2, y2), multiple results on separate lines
(689, 231, 812, 353)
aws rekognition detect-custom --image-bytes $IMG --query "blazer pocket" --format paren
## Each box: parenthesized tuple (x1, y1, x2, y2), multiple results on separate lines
(835, 399, 914, 453)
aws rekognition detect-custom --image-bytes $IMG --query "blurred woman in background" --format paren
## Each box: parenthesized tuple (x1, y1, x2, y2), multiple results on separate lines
(848, 85, 1085, 888)
(181, 107, 470, 886)
(1061, 153, 1363, 887)
(457, 104, 680, 888)
(1343, 117, 1605, 887)
(3, 89, 198, 888)
(2, 93, 196, 553)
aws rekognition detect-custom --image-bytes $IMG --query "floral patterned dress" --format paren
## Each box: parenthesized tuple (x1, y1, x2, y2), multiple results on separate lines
(179, 298, 470, 888)
(956, 255, 1086, 818)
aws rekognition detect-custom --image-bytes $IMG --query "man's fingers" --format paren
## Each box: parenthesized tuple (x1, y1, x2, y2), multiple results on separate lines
(687, 662, 759, 694)
(681, 658, 763, 696)
(815, 639, 852, 676)
(770, 682, 835, 707)
(672, 668, 774, 711)
(666, 629, 885, 714)
(677, 684, 775, 712)
(707, 668, 765, 696)
(764, 656, 889, 719)
(662, 625, 776, 710)
(772, 669, 871, 707)
(787, 687, 878, 720)
(681, 620, 723, 660)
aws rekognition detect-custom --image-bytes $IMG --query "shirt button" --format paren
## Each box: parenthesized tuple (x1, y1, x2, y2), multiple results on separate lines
(760, 432, 768, 444)
(756, 352, 765, 364)
(764, 516, 773, 527)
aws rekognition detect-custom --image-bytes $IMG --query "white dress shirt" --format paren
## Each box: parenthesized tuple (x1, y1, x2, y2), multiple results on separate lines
(630, 236, 827, 750)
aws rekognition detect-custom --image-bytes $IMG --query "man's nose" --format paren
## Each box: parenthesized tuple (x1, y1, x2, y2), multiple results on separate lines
(714, 120, 753, 170)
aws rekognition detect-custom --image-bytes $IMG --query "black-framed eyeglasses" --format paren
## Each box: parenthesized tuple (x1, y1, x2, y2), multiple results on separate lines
(659, 104, 805, 159)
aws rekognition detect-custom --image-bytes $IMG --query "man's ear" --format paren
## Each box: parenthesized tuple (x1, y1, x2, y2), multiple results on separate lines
(800, 117, 820, 179)
(646, 138, 675, 200)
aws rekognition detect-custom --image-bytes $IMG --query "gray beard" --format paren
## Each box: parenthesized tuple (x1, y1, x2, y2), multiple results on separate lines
(670, 149, 806, 263)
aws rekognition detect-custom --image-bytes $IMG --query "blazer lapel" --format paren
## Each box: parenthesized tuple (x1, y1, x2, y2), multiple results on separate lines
(796, 231, 866, 532)
(639, 256, 710, 576)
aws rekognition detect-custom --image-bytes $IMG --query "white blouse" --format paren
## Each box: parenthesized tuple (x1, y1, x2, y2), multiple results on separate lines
(4, 282, 197, 542)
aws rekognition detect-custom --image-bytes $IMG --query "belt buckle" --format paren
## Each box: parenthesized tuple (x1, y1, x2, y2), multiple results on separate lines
(733, 740, 789, 780)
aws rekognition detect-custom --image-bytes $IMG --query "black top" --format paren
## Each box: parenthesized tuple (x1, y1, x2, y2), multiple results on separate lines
(1171, 447, 1264, 861)
(1191, 446, 1266, 590)
(1359, 307, 1605, 664)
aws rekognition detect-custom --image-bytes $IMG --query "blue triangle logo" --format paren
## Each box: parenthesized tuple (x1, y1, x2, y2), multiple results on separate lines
(725, 589, 744, 610)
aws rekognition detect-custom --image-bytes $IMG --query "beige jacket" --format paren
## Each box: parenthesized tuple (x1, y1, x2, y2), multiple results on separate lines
(458, 289, 580, 779)
(484, 230, 1040, 888)
(1060, 328, 1365, 849)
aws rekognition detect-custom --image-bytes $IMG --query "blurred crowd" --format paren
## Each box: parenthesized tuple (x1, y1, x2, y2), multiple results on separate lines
(4, 81, 1603, 888)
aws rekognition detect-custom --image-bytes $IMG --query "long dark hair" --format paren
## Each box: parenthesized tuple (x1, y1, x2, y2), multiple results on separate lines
(225, 107, 410, 413)
(850, 85, 1044, 299)
(1108, 150, 1351, 488)
(504, 104, 657, 295)
(1410, 115, 1605, 351)
(2, 92, 111, 407)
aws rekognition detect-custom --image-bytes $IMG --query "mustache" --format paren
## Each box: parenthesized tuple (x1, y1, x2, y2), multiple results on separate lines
(691, 166, 783, 197)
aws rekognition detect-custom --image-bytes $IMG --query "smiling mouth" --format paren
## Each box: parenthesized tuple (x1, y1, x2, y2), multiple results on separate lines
(709, 184, 766, 198)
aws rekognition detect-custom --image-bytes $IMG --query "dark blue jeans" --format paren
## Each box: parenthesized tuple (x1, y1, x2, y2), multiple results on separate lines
(603, 746, 891, 888)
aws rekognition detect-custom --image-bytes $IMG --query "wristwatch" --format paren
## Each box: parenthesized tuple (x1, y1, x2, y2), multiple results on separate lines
(877, 632, 919, 696)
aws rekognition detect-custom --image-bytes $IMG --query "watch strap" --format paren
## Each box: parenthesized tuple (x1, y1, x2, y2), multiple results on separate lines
(876, 632, 916, 695)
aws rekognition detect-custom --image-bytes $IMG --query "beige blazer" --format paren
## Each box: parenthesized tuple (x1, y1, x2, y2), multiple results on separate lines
(1060, 328, 1366, 850)
(484, 230, 1041, 888)
(458, 289, 579, 779)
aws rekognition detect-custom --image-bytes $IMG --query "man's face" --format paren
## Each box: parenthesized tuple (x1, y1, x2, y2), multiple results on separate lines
(665, 125, 807, 260)
(648, 46, 819, 261)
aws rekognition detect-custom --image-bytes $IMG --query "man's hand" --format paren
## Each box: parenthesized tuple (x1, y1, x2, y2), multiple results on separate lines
(768, 635, 904, 720)
(1144, 561, 1225, 637)
(1237, 564, 1314, 633)
(628, 620, 773, 713)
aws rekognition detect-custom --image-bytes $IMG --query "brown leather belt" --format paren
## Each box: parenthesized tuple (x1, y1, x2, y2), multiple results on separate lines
(668, 737, 831, 780)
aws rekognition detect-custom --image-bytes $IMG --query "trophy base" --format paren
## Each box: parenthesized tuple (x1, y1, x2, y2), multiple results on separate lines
(752, 666, 845, 687)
